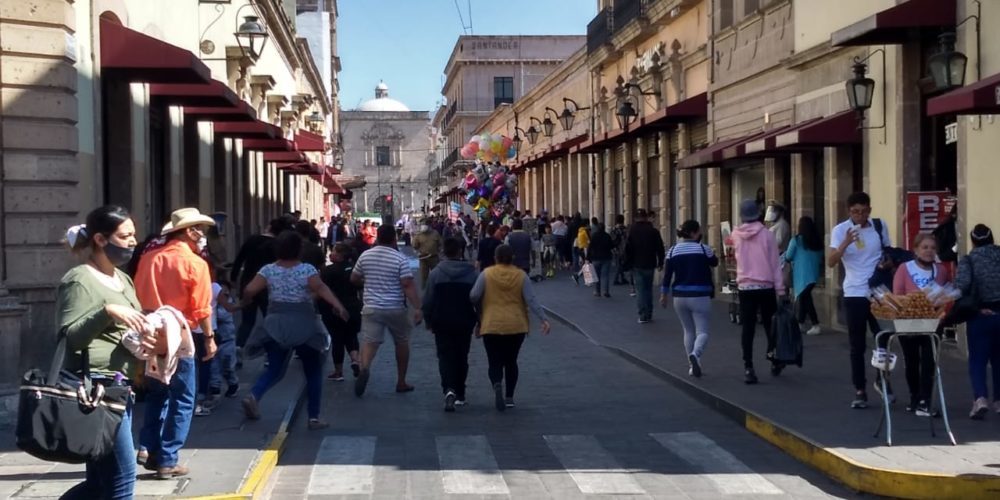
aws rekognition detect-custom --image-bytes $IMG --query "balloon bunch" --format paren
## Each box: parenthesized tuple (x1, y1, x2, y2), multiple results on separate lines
(460, 133, 517, 162)
(462, 161, 518, 217)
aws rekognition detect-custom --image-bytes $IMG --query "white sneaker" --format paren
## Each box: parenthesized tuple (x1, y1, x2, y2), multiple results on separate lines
(806, 325, 822, 336)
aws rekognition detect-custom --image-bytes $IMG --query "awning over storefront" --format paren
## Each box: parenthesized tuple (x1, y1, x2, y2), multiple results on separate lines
(100, 18, 210, 84)
(638, 92, 709, 130)
(294, 130, 326, 151)
(927, 72, 1000, 116)
(184, 102, 257, 122)
(214, 121, 281, 139)
(722, 128, 784, 160)
(150, 80, 240, 107)
(242, 139, 295, 151)
(831, 0, 955, 47)
(676, 135, 748, 169)
(263, 151, 307, 163)
(574, 128, 628, 154)
(773, 111, 861, 149)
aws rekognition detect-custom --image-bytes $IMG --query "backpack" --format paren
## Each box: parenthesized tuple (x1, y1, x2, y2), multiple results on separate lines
(867, 218, 915, 289)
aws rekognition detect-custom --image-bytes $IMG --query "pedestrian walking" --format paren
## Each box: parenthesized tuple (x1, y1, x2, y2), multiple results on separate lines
(827, 192, 893, 409)
(240, 231, 349, 430)
(783, 216, 824, 336)
(412, 218, 442, 288)
(58, 205, 146, 500)
(506, 218, 534, 275)
(209, 277, 241, 399)
(611, 214, 632, 288)
(892, 233, 950, 417)
(477, 223, 503, 271)
(660, 220, 718, 378)
(587, 223, 614, 297)
(320, 243, 362, 381)
(296, 220, 326, 271)
(625, 209, 665, 324)
(470, 245, 551, 411)
(572, 225, 590, 274)
(133, 207, 218, 479)
(766, 203, 792, 253)
(352, 225, 424, 396)
(541, 226, 558, 278)
(954, 224, 1000, 420)
(731, 200, 786, 385)
(422, 238, 479, 412)
(230, 217, 293, 352)
(551, 215, 568, 268)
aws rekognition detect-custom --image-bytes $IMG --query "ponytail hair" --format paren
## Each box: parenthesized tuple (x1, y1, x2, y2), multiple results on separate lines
(66, 205, 131, 253)
(676, 220, 701, 240)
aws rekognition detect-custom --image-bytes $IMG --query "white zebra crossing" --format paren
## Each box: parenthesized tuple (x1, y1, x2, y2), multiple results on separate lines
(651, 432, 784, 495)
(301, 432, 785, 497)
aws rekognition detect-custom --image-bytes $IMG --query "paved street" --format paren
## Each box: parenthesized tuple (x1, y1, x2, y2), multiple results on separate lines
(264, 312, 851, 499)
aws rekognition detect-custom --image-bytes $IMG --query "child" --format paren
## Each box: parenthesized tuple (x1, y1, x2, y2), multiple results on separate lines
(209, 277, 241, 400)
(541, 225, 558, 278)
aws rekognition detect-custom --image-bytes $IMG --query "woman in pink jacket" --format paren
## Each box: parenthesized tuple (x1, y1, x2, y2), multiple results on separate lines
(732, 199, 786, 384)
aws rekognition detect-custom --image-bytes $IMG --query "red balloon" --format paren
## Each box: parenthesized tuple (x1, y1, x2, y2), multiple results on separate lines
(491, 185, 505, 201)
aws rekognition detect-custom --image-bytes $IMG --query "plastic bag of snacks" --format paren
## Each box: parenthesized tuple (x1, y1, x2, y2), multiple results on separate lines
(869, 287, 949, 320)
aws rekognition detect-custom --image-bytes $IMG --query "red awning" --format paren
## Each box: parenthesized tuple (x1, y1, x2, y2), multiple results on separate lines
(639, 92, 708, 130)
(263, 151, 307, 163)
(676, 135, 748, 170)
(184, 102, 257, 122)
(295, 130, 326, 152)
(215, 121, 281, 139)
(243, 139, 295, 151)
(831, 0, 956, 47)
(773, 111, 862, 149)
(927, 72, 1000, 116)
(100, 18, 210, 84)
(722, 128, 783, 160)
(150, 80, 240, 107)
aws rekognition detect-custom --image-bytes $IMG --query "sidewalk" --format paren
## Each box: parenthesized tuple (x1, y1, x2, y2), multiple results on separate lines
(0, 355, 304, 499)
(535, 271, 1000, 499)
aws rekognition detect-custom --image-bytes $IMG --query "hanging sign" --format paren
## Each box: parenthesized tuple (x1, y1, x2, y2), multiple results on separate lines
(904, 191, 956, 249)
(944, 122, 958, 145)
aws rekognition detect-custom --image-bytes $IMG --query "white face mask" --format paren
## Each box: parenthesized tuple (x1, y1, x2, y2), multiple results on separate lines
(197, 237, 208, 252)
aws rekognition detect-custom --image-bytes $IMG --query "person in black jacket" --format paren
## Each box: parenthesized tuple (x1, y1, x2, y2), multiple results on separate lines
(320, 243, 362, 381)
(230, 217, 294, 349)
(422, 238, 479, 412)
(296, 220, 326, 271)
(625, 209, 665, 323)
(587, 223, 615, 297)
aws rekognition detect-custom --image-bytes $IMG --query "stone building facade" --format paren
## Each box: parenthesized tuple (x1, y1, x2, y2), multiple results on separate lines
(0, 0, 339, 389)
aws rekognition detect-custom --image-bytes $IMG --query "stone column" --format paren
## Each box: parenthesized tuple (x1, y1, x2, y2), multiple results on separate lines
(604, 149, 615, 224)
(129, 83, 150, 230)
(622, 142, 635, 223)
(675, 124, 692, 223)
(637, 138, 648, 211)
(822, 146, 856, 329)
(657, 131, 671, 243)
(169, 106, 185, 209)
(198, 121, 214, 211)
(791, 153, 817, 221)
(593, 154, 606, 225)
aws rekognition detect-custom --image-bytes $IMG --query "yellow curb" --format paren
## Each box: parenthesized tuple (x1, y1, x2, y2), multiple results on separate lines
(746, 413, 1000, 500)
(181, 382, 305, 500)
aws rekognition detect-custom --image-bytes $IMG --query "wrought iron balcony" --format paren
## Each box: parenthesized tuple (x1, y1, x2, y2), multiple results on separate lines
(442, 147, 459, 172)
(587, 8, 613, 54)
(614, 0, 644, 28)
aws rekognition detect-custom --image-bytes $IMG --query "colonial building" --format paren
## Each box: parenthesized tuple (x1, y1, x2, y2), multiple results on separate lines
(0, 0, 340, 390)
(340, 82, 431, 218)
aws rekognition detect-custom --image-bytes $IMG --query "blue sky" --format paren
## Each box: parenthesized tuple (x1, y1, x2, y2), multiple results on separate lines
(337, 0, 597, 112)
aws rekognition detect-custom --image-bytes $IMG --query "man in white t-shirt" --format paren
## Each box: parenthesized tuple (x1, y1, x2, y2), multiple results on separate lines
(827, 191, 892, 409)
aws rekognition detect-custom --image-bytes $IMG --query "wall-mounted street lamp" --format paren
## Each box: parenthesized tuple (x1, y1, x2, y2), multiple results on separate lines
(513, 127, 527, 152)
(558, 98, 590, 131)
(526, 117, 543, 145)
(235, 15, 269, 60)
(844, 49, 885, 137)
(614, 76, 658, 131)
(928, 32, 968, 92)
(542, 108, 559, 138)
(616, 99, 638, 130)
(306, 111, 324, 131)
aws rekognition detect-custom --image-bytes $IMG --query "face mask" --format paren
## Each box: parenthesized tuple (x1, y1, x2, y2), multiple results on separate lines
(104, 241, 134, 267)
(197, 237, 208, 252)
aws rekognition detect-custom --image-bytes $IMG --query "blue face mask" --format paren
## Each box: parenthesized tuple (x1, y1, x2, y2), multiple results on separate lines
(104, 241, 134, 267)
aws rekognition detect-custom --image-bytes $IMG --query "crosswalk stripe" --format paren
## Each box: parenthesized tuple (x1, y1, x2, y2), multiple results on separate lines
(435, 435, 510, 495)
(651, 432, 784, 495)
(543, 434, 645, 495)
(306, 436, 377, 495)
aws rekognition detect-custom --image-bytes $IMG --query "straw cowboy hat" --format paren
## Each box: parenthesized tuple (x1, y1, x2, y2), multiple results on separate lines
(160, 208, 216, 235)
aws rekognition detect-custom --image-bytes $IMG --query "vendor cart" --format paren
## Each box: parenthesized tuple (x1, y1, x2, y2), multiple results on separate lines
(872, 318, 957, 446)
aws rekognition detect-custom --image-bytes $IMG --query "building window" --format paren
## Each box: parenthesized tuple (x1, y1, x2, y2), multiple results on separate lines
(376, 146, 391, 166)
(719, 0, 734, 30)
(494, 77, 514, 108)
(744, 0, 759, 16)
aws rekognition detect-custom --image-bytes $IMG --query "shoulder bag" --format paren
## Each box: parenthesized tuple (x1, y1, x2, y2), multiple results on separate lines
(942, 256, 979, 327)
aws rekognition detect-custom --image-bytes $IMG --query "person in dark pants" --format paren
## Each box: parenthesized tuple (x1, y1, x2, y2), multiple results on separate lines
(587, 223, 615, 297)
(625, 209, 665, 323)
(477, 223, 502, 271)
(422, 238, 479, 411)
(320, 243, 362, 381)
(506, 218, 534, 275)
(953, 224, 1000, 420)
(827, 192, 892, 409)
(731, 200, 786, 385)
(470, 245, 551, 411)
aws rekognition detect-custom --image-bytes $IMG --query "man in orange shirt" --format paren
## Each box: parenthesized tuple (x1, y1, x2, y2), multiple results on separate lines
(134, 208, 217, 480)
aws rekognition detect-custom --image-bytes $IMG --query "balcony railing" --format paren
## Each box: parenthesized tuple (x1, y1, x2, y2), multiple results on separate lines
(442, 147, 459, 172)
(443, 103, 458, 130)
(614, 0, 643, 28)
(587, 8, 613, 54)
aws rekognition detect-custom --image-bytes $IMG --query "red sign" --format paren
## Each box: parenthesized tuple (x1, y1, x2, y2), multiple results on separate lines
(904, 191, 956, 249)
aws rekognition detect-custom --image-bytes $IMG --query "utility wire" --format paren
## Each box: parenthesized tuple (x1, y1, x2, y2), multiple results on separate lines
(453, 0, 472, 35)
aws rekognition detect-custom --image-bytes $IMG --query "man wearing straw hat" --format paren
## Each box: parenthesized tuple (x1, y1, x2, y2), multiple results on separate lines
(133, 208, 218, 480)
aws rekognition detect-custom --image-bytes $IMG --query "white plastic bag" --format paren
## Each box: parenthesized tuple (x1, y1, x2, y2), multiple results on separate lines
(581, 263, 597, 286)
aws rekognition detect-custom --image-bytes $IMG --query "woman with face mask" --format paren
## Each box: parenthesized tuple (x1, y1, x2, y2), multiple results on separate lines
(892, 233, 951, 417)
(58, 205, 150, 500)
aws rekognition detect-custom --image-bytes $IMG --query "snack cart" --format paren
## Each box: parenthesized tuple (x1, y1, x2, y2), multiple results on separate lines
(870, 289, 957, 446)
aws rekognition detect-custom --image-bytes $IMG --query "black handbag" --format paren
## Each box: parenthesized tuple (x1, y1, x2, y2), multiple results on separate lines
(15, 336, 130, 464)
(943, 256, 979, 327)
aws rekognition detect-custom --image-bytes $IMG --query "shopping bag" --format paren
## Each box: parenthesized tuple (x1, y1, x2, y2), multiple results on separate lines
(581, 262, 597, 286)
(771, 301, 803, 367)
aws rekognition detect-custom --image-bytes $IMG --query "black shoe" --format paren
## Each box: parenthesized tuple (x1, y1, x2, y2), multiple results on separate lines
(915, 400, 939, 418)
(493, 383, 505, 412)
(688, 354, 702, 378)
(225, 384, 239, 398)
(355, 369, 370, 397)
(744, 367, 758, 385)
(851, 391, 869, 409)
(905, 397, 918, 413)
(770, 362, 785, 376)
(444, 391, 456, 413)
(350, 362, 361, 378)
(603, 292, 611, 298)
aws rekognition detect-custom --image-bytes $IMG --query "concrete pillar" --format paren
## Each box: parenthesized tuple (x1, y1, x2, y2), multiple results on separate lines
(791, 153, 817, 222)
(232, 140, 246, 241)
(593, 154, 606, 225)
(578, 155, 590, 218)
(198, 122, 214, 211)
(637, 138, 648, 211)
(604, 149, 615, 225)
(623, 142, 635, 223)
(129, 83, 150, 231)
(169, 106, 185, 209)
(675, 124, 692, 224)
(657, 131, 671, 244)
(542, 163, 550, 214)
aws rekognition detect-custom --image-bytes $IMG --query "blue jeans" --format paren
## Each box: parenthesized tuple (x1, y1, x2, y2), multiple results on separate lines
(210, 337, 239, 390)
(967, 313, 1000, 400)
(140, 357, 196, 467)
(250, 340, 325, 419)
(63, 395, 135, 500)
(634, 268, 655, 320)
(592, 259, 611, 295)
(194, 333, 215, 397)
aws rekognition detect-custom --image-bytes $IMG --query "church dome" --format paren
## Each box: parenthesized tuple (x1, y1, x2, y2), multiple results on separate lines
(357, 81, 410, 112)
